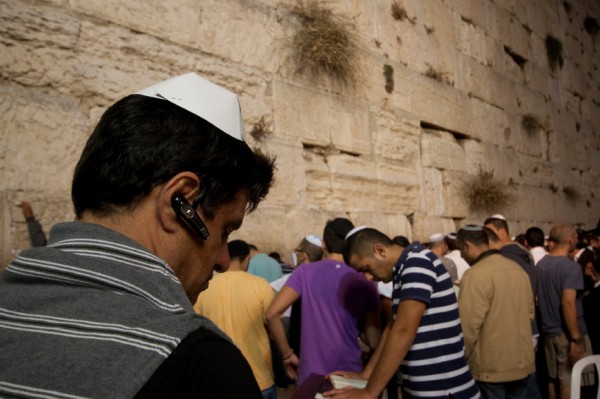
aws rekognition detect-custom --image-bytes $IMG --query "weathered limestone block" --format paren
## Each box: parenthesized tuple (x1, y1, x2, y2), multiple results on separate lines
(395, 69, 470, 136)
(421, 130, 466, 172)
(349, 211, 413, 242)
(458, 138, 486, 175)
(466, 96, 507, 145)
(441, 170, 469, 219)
(421, 167, 444, 217)
(371, 107, 421, 167)
(0, 85, 90, 193)
(251, 137, 306, 208)
(457, 17, 495, 67)
(272, 80, 371, 155)
(374, 163, 421, 214)
(411, 214, 457, 242)
(72, 0, 201, 48)
(479, 142, 520, 182)
(0, 1, 80, 50)
(505, 112, 544, 159)
(233, 205, 330, 260)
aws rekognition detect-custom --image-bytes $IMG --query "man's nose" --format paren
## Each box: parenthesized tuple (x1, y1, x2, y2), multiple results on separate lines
(214, 243, 231, 272)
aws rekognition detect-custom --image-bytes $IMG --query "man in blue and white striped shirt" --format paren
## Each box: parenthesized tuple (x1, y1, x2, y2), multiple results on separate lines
(326, 227, 479, 399)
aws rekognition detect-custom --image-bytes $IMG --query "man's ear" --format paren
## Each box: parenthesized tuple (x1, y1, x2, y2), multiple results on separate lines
(157, 172, 202, 233)
(373, 243, 386, 259)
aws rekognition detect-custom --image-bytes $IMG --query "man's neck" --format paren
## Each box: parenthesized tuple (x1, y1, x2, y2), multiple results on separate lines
(549, 244, 570, 257)
(325, 253, 345, 262)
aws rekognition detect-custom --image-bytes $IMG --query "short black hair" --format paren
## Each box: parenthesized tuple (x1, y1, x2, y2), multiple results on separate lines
(72, 95, 275, 219)
(392, 235, 411, 247)
(343, 228, 392, 266)
(482, 226, 499, 244)
(228, 240, 250, 262)
(457, 226, 489, 249)
(525, 227, 545, 247)
(483, 217, 509, 235)
(323, 218, 354, 254)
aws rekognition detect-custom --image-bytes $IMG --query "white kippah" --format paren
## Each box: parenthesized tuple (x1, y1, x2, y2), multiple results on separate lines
(447, 233, 457, 240)
(305, 234, 322, 247)
(136, 72, 245, 141)
(489, 214, 506, 221)
(345, 225, 369, 240)
(428, 233, 444, 243)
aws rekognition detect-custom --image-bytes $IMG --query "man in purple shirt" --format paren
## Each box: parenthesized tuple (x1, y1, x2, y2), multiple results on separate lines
(266, 218, 381, 387)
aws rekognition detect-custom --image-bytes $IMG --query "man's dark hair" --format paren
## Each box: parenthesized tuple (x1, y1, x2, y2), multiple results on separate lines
(446, 234, 458, 251)
(456, 226, 489, 249)
(72, 95, 275, 219)
(322, 218, 354, 254)
(343, 228, 392, 266)
(482, 226, 499, 244)
(483, 217, 509, 235)
(228, 240, 250, 262)
(525, 227, 545, 248)
(392, 235, 411, 247)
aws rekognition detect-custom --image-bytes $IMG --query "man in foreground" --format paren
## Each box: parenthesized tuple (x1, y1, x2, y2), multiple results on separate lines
(0, 73, 275, 398)
(325, 227, 479, 399)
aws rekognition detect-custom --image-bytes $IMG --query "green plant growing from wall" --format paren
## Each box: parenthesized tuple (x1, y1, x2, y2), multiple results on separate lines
(464, 169, 513, 212)
(291, 1, 359, 85)
(521, 113, 544, 135)
(383, 64, 394, 93)
(545, 35, 564, 71)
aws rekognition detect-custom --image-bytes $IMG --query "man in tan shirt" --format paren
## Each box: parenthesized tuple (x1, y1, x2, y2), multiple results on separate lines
(457, 225, 535, 398)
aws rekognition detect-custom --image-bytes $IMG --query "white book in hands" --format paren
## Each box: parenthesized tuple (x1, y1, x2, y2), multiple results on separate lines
(330, 375, 368, 389)
(314, 375, 367, 398)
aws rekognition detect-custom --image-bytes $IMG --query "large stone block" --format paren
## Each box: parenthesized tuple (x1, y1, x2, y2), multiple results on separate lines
(421, 129, 466, 172)
(0, 85, 89, 193)
(72, 0, 201, 47)
(272, 80, 371, 155)
(441, 170, 470, 219)
(371, 107, 421, 167)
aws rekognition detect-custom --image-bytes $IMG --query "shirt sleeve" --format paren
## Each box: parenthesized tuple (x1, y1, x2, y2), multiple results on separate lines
(135, 327, 262, 399)
(284, 264, 305, 296)
(563, 260, 584, 291)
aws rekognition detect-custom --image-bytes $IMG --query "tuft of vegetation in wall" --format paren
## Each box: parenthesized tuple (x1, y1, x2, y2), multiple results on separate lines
(424, 65, 449, 84)
(563, 185, 580, 202)
(249, 116, 271, 142)
(383, 64, 394, 93)
(464, 169, 513, 212)
(545, 35, 564, 71)
(290, 1, 359, 85)
(521, 113, 544, 135)
(391, 1, 414, 23)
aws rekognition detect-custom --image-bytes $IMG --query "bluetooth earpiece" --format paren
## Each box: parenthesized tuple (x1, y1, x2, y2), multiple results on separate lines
(171, 195, 210, 240)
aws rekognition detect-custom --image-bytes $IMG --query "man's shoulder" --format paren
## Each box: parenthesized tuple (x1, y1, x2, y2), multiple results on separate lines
(136, 326, 262, 398)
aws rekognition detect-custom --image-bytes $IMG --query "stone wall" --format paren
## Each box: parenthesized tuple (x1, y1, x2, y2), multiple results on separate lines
(1, 0, 599, 267)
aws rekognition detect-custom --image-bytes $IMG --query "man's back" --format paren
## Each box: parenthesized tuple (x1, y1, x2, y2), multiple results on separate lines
(195, 271, 275, 390)
(0, 223, 261, 398)
(537, 255, 586, 335)
(459, 253, 535, 382)
(392, 243, 479, 398)
(284, 259, 379, 385)
(248, 253, 284, 283)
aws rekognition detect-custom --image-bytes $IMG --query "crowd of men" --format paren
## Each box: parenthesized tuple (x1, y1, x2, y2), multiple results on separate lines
(1, 73, 598, 399)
